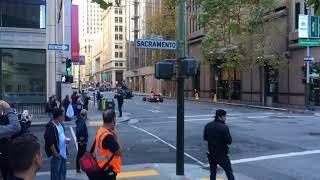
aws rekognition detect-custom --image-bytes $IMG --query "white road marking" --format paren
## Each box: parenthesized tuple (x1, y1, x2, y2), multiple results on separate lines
(129, 125, 206, 167)
(70, 127, 78, 150)
(205, 149, 320, 167)
(247, 116, 268, 119)
(149, 110, 161, 113)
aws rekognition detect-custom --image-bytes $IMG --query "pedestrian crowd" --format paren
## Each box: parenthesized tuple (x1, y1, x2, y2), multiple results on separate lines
(0, 87, 235, 180)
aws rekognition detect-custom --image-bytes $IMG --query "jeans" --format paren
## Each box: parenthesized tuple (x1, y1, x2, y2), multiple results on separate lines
(51, 155, 66, 180)
(76, 143, 87, 171)
(209, 155, 235, 180)
(118, 104, 123, 117)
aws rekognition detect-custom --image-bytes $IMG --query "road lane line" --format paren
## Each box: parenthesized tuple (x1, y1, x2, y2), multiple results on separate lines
(129, 125, 206, 167)
(70, 127, 78, 150)
(205, 149, 320, 167)
(118, 170, 159, 178)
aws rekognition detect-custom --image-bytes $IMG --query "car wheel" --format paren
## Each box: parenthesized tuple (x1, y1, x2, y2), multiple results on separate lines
(143, 97, 146, 101)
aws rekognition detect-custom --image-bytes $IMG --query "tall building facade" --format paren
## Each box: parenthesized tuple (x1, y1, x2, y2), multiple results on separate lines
(187, 0, 320, 107)
(78, 0, 103, 83)
(101, 0, 126, 88)
(125, 0, 177, 95)
(0, 0, 72, 103)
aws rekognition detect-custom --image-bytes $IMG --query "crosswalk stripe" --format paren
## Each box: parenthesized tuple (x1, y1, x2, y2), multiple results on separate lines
(118, 170, 159, 178)
(201, 177, 224, 180)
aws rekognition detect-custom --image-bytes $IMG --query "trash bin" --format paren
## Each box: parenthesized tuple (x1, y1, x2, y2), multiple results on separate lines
(105, 98, 115, 110)
(266, 96, 273, 107)
(101, 98, 106, 111)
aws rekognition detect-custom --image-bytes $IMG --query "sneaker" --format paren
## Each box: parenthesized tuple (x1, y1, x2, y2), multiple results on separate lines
(77, 170, 82, 173)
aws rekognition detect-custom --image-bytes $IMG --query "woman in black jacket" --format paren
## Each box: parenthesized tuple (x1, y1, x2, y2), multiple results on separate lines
(75, 109, 88, 173)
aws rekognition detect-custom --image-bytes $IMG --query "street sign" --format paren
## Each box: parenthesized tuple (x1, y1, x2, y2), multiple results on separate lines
(298, 39, 320, 46)
(299, 15, 309, 38)
(310, 16, 319, 38)
(136, 39, 177, 50)
(304, 56, 315, 62)
(48, 44, 69, 51)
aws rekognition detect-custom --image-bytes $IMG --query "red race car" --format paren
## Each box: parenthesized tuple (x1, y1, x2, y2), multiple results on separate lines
(143, 94, 164, 102)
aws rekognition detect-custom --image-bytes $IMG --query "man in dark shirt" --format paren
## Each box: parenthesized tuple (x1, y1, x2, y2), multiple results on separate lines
(114, 90, 124, 118)
(204, 109, 235, 180)
(8, 134, 42, 180)
(76, 109, 89, 173)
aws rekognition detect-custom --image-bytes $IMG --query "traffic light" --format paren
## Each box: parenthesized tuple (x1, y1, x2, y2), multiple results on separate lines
(66, 58, 72, 74)
(155, 61, 174, 80)
(61, 75, 73, 84)
(301, 63, 307, 84)
(181, 58, 198, 77)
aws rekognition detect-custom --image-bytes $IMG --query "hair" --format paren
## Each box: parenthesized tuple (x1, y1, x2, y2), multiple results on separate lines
(215, 109, 227, 119)
(52, 108, 64, 119)
(103, 110, 116, 124)
(80, 109, 87, 117)
(8, 134, 40, 172)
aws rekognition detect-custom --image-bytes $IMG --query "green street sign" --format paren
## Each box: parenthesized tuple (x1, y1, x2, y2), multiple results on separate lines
(102, 73, 107, 80)
(310, 16, 319, 38)
(298, 39, 320, 46)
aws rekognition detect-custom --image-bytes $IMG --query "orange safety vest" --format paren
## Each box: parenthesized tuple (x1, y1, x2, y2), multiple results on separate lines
(94, 127, 122, 174)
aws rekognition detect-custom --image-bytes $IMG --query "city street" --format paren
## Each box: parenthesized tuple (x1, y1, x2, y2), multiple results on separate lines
(32, 92, 320, 180)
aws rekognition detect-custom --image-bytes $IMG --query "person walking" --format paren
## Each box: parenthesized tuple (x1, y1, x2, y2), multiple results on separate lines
(75, 109, 88, 173)
(204, 109, 235, 180)
(8, 134, 42, 180)
(89, 110, 122, 180)
(114, 90, 124, 118)
(44, 108, 70, 180)
(83, 94, 90, 111)
(62, 95, 71, 121)
(76, 95, 84, 120)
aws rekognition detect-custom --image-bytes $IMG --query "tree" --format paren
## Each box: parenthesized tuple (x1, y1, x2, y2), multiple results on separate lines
(145, 0, 177, 64)
(197, 0, 249, 102)
(307, 0, 320, 15)
(92, 0, 113, 10)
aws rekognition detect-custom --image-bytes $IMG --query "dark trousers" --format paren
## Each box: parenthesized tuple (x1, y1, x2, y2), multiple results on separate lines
(118, 103, 123, 117)
(76, 143, 87, 170)
(209, 155, 235, 180)
(51, 156, 66, 180)
(88, 171, 116, 180)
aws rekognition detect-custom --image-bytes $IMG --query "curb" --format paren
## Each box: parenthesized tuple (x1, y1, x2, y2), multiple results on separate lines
(133, 93, 315, 115)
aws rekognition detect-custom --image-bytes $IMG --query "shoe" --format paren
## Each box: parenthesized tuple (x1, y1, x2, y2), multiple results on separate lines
(77, 170, 82, 173)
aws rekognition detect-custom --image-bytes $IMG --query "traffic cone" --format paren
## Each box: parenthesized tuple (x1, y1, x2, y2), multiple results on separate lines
(213, 94, 217, 102)
(195, 93, 200, 101)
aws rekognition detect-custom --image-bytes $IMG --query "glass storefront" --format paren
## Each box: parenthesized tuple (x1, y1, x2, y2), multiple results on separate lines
(0, 48, 46, 103)
(0, 0, 46, 29)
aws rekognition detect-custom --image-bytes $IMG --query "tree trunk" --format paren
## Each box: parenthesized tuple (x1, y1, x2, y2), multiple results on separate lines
(228, 69, 232, 103)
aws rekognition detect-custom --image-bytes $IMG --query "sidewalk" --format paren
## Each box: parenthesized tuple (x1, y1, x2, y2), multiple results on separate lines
(31, 101, 129, 127)
(36, 163, 255, 180)
(133, 92, 315, 114)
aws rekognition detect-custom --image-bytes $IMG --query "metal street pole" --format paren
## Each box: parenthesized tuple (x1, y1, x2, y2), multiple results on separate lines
(306, 6, 311, 109)
(176, 0, 186, 176)
(78, 62, 81, 93)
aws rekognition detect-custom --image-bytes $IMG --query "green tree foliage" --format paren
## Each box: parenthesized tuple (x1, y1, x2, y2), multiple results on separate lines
(308, 0, 320, 15)
(91, 0, 113, 10)
(145, 0, 177, 64)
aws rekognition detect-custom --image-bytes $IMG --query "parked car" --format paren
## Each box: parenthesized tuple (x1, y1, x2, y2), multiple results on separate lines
(143, 94, 163, 102)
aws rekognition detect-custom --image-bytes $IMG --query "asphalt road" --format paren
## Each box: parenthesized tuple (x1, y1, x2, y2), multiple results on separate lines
(31, 92, 320, 179)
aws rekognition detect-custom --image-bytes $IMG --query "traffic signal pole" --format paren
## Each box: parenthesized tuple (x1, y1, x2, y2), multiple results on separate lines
(176, 0, 185, 176)
(306, 7, 311, 109)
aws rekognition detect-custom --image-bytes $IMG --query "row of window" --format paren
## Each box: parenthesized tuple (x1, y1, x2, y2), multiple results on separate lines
(115, 62, 124, 67)
(115, 17, 123, 23)
(115, 25, 123, 32)
(115, 52, 124, 58)
(115, 34, 124, 40)
(115, 8, 123, 15)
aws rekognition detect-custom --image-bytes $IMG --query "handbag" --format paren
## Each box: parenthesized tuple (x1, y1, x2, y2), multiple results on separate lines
(80, 137, 115, 175)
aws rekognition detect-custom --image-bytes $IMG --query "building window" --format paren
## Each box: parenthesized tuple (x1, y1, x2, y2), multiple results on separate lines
(115, 44, 119, 49)
(0, 48, 46, 103)
(115, 52, 119, 58)
(119, 62, 123, 67)
(115, 34, 119, 40)
(119, 17, 123, 23)
(115, 26, 119, 32)
(119, 52, 123, 58)
(119, 9, 123, 15)
(119, 26, 123, 32)
(119, 34, 123, 40)
(295, 2, 300, 29)
(115, 62, 119, 66)
(0, 1, 46, 29)
(115, 17, 119, 23)
(115, 8, 119, 14)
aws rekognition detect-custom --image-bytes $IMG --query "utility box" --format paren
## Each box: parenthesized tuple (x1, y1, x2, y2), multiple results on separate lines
(155, 61, 174, 80)
(182, 58, 198, 77)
